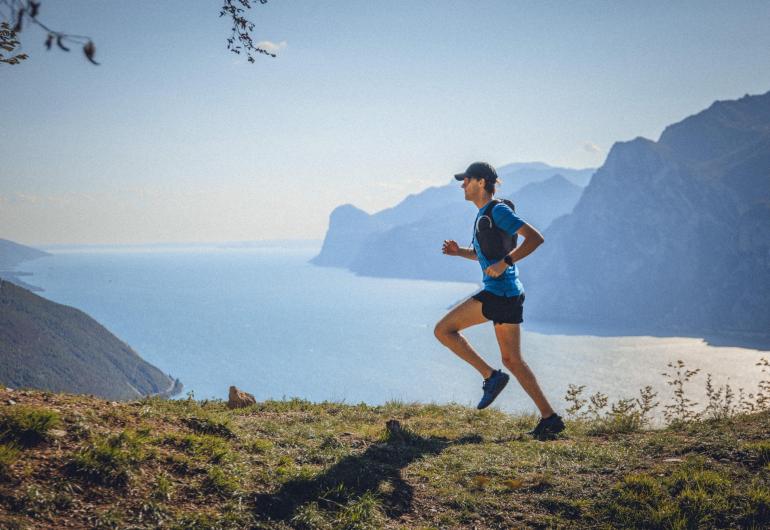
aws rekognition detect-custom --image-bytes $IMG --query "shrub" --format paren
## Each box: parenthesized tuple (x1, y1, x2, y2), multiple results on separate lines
(202, 465, 239, 496)
(68, 430, 146, 485)
(565, 385, 658, 434)
(743, 441, 770, 466)
(178, 433, 231, 463)
(0, 406, 60, 447)
(183, 415, 235, 439)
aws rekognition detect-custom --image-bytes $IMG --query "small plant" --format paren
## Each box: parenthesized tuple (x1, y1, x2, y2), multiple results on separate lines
(92, 506, 124, 529)
(202, 465, 239, 496)
(0, 443, 19, 480)
(595, 398, 643, 434)
(0, 406, 60, 447)
(246, 437, 273, 454)
(586, 391, 609, 420)
(662, 360, 701, 424)
(291, 501, 332, 530)
(183, 415, 235, 439)
(635, 385, 659, 426)
(743, 441, 770, 466)
(334, 491, 385, 530)
(68, 430, 146, 485)
(565, 385, 656, 434)
(565, 384, 587, 418)
(704, 373, 736, 420)
(152, 472, 174, 501)
(755, 357, 770, 410)
(177, 433, 232, 463)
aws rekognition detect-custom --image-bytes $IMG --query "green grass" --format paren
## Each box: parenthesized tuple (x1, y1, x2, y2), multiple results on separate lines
(0, 443, 19, 479)
(0, 406, 60, 447)
(604, 457, 764, 529)
(67, 429, 148, 485)
(202, 465, 240, 496)
(3, 383, 770, 529)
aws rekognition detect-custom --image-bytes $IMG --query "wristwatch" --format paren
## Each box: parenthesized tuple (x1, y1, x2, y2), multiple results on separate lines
(503, 255, 514, 266)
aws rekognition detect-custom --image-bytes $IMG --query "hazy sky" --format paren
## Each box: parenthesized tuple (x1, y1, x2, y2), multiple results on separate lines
(2, 1, 770, 245)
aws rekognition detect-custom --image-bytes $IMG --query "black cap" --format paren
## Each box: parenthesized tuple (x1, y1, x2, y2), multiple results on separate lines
(454, 162, 498, 182)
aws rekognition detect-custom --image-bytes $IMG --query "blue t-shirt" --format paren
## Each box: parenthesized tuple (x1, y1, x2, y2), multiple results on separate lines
(472, 200, 525, 296)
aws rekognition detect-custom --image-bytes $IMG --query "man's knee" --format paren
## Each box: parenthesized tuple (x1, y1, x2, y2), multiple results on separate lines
(434, 321, 456, 343)
(502, 353, 524, 369)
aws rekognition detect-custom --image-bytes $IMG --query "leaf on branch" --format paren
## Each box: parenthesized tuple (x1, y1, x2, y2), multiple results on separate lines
(83, 41, 99, 65)
(30, 2, 41, 19)
(12, 8, 24, 33)
(56, 35, 70, 52)
(44, 33, 53, 50)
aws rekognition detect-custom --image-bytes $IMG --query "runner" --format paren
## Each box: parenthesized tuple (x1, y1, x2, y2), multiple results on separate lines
(434, 162, 565, 440)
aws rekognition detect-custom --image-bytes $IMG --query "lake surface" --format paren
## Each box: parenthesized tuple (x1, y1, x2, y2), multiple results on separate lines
(22, 244, 770, 419)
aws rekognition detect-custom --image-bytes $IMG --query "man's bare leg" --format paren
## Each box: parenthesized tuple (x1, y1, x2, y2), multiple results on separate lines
(434, 298, 494, 379)
(494, 323, 554, 418)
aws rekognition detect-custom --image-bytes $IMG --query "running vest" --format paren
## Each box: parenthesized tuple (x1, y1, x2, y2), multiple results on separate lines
(474, 199, 518, 262)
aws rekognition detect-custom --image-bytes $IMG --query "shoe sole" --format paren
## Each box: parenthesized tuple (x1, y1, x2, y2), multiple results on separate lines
(476, 374, 510, 410)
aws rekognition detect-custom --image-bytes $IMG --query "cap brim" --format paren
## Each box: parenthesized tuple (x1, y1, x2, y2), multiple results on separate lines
(454, 173, 469, 181)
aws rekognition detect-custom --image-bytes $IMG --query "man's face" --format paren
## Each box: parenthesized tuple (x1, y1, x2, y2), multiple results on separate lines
(461, 177, 483, 201)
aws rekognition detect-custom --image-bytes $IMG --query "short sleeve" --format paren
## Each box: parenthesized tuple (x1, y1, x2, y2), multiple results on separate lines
(491, 203, 524, 235)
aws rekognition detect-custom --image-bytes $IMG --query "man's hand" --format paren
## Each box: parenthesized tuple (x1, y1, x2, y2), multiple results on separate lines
(484, 260, 508, 278)
(442, 240, 461, 256)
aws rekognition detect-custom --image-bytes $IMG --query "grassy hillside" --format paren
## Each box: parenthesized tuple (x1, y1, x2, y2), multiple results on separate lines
(0, 280, 181, 401)
(0, 386, 768, 529)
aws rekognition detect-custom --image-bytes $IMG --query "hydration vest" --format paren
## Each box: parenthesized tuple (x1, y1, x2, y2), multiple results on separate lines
(474, 199, 518, 262)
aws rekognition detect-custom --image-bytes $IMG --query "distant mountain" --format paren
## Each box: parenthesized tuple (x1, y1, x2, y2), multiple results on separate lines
(346, 174, 584, 282)
(310, 205, 385, 267)
(0, 280, 182, 400)
(497, 162, 595, 187)
(0, 239, 50, 291)
(524, 90, 770, 335)
(312, 163, 593, 269)
(0, 238, 49, 269)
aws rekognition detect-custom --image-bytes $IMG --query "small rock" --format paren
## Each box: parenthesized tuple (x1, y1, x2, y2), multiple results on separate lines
(6, 399, 16, 405)
(49, 429, 67, 438)
(227, 386, 256, 409)
(110, 401, 119, 407)
(5, 387, 13, 392)
(663, 458, 684, 463)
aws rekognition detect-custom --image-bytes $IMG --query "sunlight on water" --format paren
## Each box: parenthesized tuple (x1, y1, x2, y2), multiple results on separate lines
(23, 245, 770, 419)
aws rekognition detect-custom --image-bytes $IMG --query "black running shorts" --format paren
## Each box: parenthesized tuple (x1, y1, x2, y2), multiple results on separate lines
(471, 290, 525, 325)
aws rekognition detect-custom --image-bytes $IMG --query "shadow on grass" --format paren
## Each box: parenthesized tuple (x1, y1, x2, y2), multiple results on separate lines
(253, 421, 482, 523)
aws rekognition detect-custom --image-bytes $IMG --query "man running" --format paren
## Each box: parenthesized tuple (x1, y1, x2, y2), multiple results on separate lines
(434, 162, 564, 440)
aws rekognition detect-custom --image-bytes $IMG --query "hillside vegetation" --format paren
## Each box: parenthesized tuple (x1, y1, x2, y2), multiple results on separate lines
(0, 280, 181, 401)
(0, 379, 768, 529)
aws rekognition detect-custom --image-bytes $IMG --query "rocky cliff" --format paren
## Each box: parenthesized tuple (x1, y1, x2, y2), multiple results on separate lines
(525, 91, 770, 335)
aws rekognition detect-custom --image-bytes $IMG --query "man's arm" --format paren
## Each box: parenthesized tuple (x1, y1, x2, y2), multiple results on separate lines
(506, 222, 544, 264)
(442, 240, 478, 261)
(457, 246, 478, 261)
(483, 222, 544, 278)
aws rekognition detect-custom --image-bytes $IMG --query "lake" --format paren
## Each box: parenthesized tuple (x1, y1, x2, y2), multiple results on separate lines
(22, 243, 770, 420)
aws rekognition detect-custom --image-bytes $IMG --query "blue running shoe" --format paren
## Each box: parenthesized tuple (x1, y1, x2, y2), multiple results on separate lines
(527, 413, 565, 441)
(477, 369, 510, 409)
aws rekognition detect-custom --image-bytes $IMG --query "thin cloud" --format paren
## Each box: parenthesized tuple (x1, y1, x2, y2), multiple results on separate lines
(256, 40, 287, 55)
(583, 142, 602, 154)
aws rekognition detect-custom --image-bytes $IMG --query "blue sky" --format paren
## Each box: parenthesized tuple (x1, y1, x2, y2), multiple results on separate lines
(2, 0, 769, 244)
